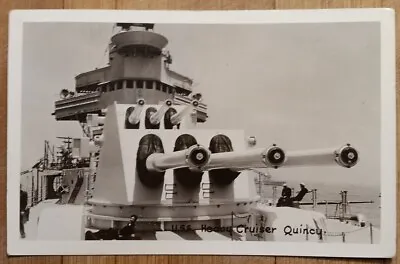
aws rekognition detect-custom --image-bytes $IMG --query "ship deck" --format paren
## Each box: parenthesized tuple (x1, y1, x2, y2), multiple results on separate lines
(24, 199, 60, 240)
(22, 199, 380, 243)
(324, 219, 380, 244)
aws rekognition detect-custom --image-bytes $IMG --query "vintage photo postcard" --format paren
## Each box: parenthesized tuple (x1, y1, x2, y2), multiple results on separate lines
(6, 9, 396, 258)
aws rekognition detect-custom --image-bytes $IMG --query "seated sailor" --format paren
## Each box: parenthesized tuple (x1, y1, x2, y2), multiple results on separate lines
(85, 215, 140, 240)
(118, 215, 140, 240)
(292, 183, 310, 202)
(276, 184, 294, 207)
(281, 183, 291, 197)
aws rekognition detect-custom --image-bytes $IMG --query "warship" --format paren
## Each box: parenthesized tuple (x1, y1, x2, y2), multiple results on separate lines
(20, 23, 380, 243)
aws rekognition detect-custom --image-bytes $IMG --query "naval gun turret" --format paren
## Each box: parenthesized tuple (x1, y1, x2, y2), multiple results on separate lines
(82, 96, 359, 235)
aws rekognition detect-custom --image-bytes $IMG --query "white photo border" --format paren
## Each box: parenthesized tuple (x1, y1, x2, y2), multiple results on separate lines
(6, 8, 396, 258)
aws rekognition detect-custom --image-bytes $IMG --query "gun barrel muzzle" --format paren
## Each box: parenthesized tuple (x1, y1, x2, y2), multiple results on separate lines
(127, 98, 146, 125)
(335, 145, 359, 168)
(146, 144, 211, 172)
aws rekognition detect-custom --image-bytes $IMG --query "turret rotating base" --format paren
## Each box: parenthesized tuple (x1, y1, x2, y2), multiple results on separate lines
(85, 199, 256, 232)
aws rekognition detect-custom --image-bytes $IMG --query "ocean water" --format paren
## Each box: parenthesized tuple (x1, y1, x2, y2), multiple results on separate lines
(259, 180, 381, 228)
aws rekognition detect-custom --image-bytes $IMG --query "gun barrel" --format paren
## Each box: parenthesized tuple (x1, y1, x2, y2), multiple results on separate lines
(146, 144, 211, 172)
(170, 100, 199, 125)
(149, 99, 172, 125)
(127, 98, 145, 125)
(203, 145, 286, 171)
(283, 144, 358, 168)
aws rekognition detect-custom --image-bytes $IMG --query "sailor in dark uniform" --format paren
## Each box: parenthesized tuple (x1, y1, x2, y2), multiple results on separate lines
(293, 183, 310, 202)
(119, 215, 139, 240)
(281, 184, 292, 197)
(85, 215, 139, 240)
(20, 186, 28, 238)
(277, 184, 293, 207)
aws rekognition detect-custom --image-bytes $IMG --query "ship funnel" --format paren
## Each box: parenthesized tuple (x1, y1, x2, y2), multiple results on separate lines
(146, 144, 211, 172)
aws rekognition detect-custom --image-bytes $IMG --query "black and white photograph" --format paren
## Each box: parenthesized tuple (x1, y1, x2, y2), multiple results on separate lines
(7, 9, 396, 258)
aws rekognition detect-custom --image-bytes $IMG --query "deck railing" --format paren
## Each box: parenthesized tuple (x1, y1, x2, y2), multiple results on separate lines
(324, 222, 375, 244)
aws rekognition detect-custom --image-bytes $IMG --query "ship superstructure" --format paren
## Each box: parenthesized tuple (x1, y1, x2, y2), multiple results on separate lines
(52, 23, 207, 124)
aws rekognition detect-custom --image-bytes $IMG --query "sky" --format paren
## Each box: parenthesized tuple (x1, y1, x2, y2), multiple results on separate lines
(21, 21, 381, 188)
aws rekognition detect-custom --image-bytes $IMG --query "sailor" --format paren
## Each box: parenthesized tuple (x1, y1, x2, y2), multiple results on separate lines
(281, 184, 292, 198)
(292, 183, 310, 202)
(277, 184, 293, 207)
(20, 186, 28, 238)
(119, 215, 139, 240)
(85, 228, 119, 240)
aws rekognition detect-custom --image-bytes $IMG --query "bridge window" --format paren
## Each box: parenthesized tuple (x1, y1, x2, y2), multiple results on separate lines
(101, 85, 107, 93)
(168, 86, 174, 94)
(162, 84, 167, 93)
(117, 81, 123, 90)
(145, 80, 153, 89)
(156, 82, 161, 91)
(109, 83, 115, 92)
(137, 80, 143, 89)
(126, 80, 134, 89)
